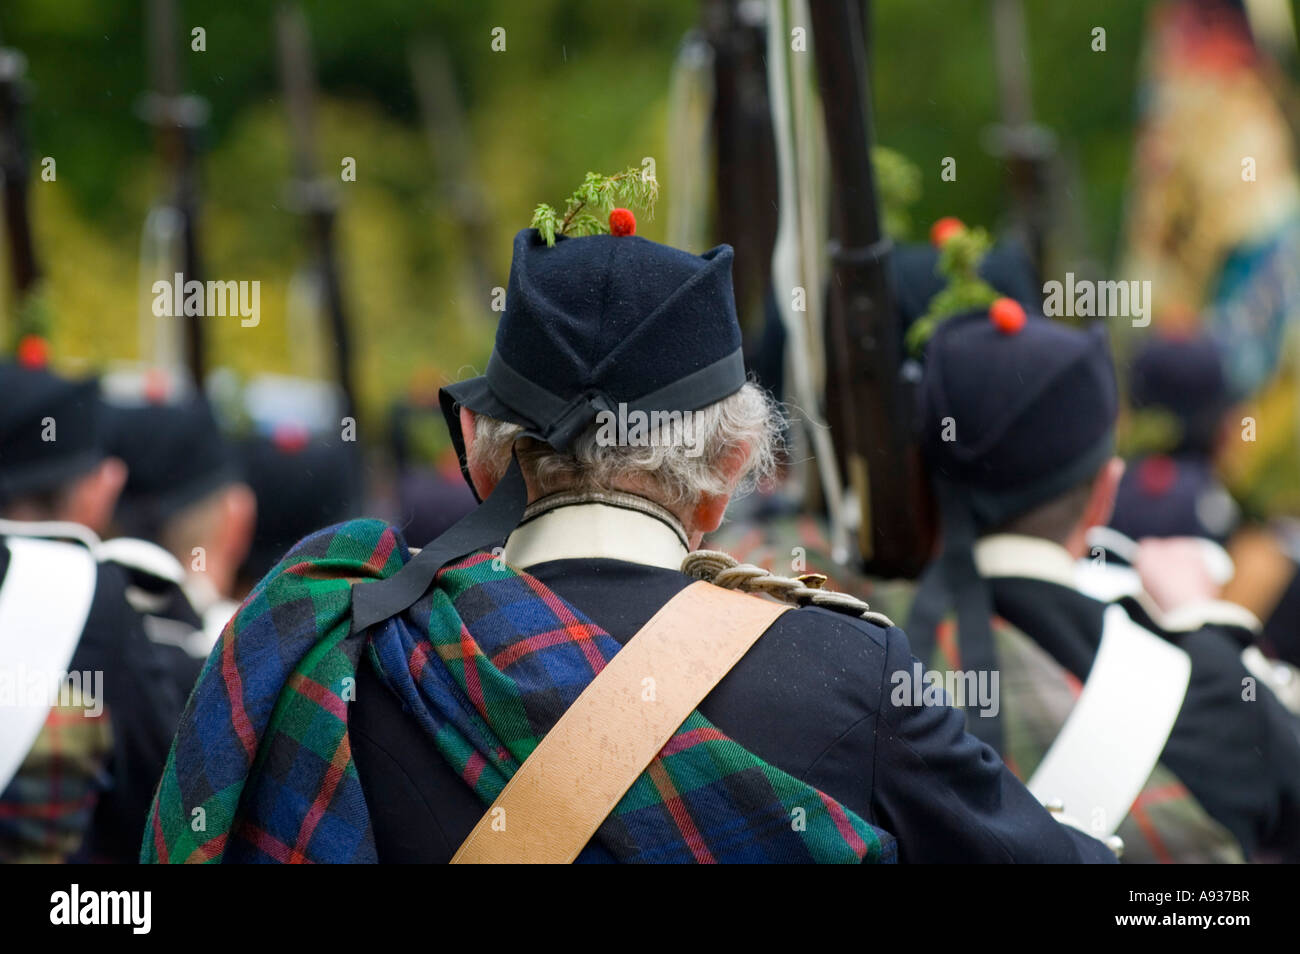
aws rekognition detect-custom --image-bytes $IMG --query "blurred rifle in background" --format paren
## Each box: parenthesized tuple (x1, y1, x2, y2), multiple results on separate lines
(984, 0, 1056, 276)
(275, 1, 357, 421)
(0, 33, 43, 343)
(703, 0, 779, 334)
(139, 0, 208, 383)
(811, 0, 935, 578)
(409, 40, 494, 309)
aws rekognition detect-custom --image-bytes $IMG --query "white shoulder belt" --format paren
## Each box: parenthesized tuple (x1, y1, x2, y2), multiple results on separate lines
(1027, 605, 1191, 837)
(0, 537, 98, 792)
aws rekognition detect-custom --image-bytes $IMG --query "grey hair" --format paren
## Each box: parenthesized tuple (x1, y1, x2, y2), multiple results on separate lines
(467, 381, 784, 508)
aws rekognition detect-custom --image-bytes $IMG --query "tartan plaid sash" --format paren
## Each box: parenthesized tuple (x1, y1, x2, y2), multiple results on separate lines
(142, 518, 896, 864)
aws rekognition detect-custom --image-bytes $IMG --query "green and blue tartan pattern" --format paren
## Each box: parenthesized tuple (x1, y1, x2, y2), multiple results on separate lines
(143, 518, 896, 864)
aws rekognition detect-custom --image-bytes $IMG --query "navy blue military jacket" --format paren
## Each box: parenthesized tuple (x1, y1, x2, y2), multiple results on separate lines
(0, 538, 191, 863)
(351, 557, 1114, 863)
(990, 573, 1300, 861)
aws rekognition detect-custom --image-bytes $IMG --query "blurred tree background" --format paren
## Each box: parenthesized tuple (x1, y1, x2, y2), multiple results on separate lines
(0, 0, 1167, 431)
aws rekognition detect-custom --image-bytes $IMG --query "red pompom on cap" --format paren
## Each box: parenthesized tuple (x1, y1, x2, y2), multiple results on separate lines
(930, 216, 965, 248)
(16, 334, 49, 370)
(1138, 455, 1177, 497)
(609, 207, 636, 237)
(989, 297, 1026, 335)
(272, 422, 310, 454)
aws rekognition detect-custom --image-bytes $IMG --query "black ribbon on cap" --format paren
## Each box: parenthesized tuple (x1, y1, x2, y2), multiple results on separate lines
(906, 431, 1115, 753)
(350, 348, 747, 634)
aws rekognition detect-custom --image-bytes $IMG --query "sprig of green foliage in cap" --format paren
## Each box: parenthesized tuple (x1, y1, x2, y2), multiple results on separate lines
(905, 224, 999, 355)
(11, 285, 52, 346)
(530, 166, 659, 247)
(873, 146, 922, 240)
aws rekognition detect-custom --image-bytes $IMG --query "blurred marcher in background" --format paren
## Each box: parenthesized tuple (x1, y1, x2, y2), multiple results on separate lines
(104, 383, 256, 672)
(387, 388, 476, 546)
(1110, 333, 1240, 545)
(0, 361, 189, 862)
(234, 428, 360, 597)
(908, 306, 1300, 862)
(1084, 333, 1300, 715)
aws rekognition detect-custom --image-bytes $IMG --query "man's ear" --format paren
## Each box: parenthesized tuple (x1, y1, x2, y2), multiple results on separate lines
(459, 407, 499, 500)
(63, 457, 128, 535)
(688, 443, 753, 542)
(1066, 456, 1124, 556)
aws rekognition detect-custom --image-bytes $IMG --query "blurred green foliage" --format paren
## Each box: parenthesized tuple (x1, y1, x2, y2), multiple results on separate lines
(0, 0, 1164, 429)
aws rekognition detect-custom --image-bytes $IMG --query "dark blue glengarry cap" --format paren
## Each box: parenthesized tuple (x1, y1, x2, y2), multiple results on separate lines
(105, 396, 240, 539)
(908, 309, 1118, 750)
(0, 362, 105, 505)
(1129, 333, 1230, 457)
(1109, 454, 1239, 545)
(439, 228, 745, 483)
(919, 310, 1118, 515)
(352, 228, 748, 634)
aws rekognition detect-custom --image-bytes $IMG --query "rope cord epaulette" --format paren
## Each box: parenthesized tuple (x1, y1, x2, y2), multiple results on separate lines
(681, 549, 895, 628)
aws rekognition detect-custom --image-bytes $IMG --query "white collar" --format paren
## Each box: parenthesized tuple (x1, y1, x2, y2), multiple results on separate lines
(974, 532, 1261, 634)
(503, 492, 690, 571)
(973, 534, 1078, 587)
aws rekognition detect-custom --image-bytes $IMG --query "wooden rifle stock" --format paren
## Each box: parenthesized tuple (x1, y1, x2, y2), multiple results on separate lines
(810, 0, 934, 578)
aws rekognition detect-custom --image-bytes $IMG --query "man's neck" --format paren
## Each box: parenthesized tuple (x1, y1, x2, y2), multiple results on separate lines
(504, 490, 690, 571)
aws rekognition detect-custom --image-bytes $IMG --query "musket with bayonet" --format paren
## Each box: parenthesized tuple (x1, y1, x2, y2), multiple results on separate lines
(984, 0, 1055, 275)
(275, 1, 357, 422)
(409, 40, 494, 308)
(810, 0, 935, 579)
(139, 0, 208, 384)
(0, 35, 41, 338)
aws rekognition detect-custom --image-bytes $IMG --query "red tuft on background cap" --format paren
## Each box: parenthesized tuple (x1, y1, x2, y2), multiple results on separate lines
(272, 422, 310, 454)
(989, 297, 1026, 335)
(1138, 455, 1177, 497)
(930, 216, 965, 248)
(16, 334, 49, 369)
(609, 207, 636, 237)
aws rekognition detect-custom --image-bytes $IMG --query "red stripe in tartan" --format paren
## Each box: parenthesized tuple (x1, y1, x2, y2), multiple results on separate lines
(645, 758, 716, 863)
(1128, 798, 1173, 864)
(183, 833, 228, 863)
(291, 733, 353, 859)
(938, 620, 960, 670)
(659, 726, 728, 757)
(463, 751, 487, 788)
(408, 639, 434, 682)
(459, 626, 487, 714)
(240, 820, 312, 864)
(816, 789, 867, 856)
(0, 793, 96, 819)
(366, 531, 396, 574)
(151, 804, 169, 864)
(289, 673, 347, 720)
(519, 573, 608, 675)
(489, 621, 606, 670)
(221, 624, 258, 759)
